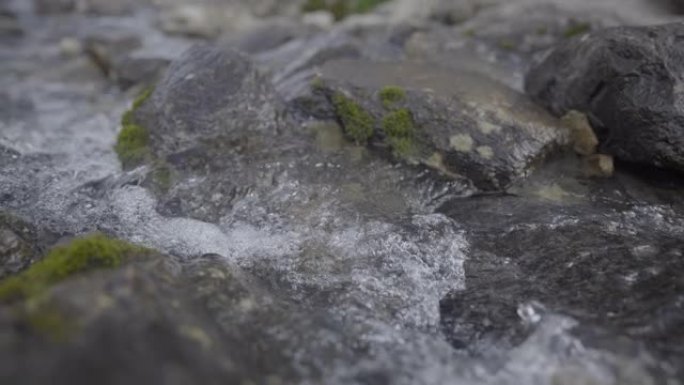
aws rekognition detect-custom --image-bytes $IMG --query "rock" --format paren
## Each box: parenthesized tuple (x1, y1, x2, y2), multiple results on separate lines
(132, 44, 284, 160)
(302, 59, 568, 190)
(561, 110, 598, 156)
(525, 23, 684, 173)
(0, 211, 58, 280)
(583, 153, 614, 178)
(0, 236, 255, 384)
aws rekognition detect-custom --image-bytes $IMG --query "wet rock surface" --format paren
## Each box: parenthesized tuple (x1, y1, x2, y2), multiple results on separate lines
(526, 23, 684, 173)
(303, 59, 568, 190)
(1, 0, 683, 384)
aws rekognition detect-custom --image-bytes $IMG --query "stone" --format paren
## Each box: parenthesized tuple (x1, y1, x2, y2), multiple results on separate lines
(561, 110, 598, 156)
(301, 59, 568, 190)
(583, 153, 614, 178)
(0, 211, 56, 280)
(133, 44, 284, 159)
(526, 23, 684, 173)
(0, 249, 256, 384)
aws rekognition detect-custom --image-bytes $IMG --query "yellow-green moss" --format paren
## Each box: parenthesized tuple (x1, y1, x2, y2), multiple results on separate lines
(115, 123, 149, 169)
(332, 92, 375, 144)
(132, 86, 154, 110)
(302, 0, 390, 21)
(0, 234, 148, 303)
(379, 86, 406, 109)
(116, 87, 154, 169)
(564, 22, 591, 38)
(382, 108, 417, 157)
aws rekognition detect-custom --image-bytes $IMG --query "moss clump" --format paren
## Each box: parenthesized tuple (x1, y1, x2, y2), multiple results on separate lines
(132, 87, 153, 110)
(115, 122, 149, 169)
(0, 234, 148, 303)
(332, 92, 375, 144)
(379, 86, 406, 109)
(116, 87, 154, 169)
(382, 108, 417, 157)
(564, 22, 591, 38)
(302, 0, 389, 21)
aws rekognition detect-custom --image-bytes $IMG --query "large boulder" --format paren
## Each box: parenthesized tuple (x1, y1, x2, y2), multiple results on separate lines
(525, 23, 684, 173)
(302, 59, 568, 190)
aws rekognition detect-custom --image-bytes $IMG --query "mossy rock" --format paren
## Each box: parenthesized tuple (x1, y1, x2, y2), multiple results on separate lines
(0, 234, 151, 304)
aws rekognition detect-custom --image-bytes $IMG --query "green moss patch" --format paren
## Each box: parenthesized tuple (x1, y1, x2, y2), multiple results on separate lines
(382, 108, 417, 157)
(115, 123, 149, 168)
(302, 0, 390, 21)
(332, 92, 375, 144)
(116, 87, 154, 169)
(0, 234, 149, 303)
(379, 86, 406, 109)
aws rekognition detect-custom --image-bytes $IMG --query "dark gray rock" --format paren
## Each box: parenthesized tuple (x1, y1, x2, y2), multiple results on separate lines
(135, 44, 284, 158)
(0, 212, 51, 279)
(0, 253, 251, 385)
(525, 23, 684, 173)
(302, 59, 568, 190)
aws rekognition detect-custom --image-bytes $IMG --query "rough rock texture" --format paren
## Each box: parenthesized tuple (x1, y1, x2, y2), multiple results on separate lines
(0, 246, 281, 384)
(134, 44, 284, 159)
(525, 23, 684, 173)
(303, 59, 568, 190)
(0, 212, 55, 279)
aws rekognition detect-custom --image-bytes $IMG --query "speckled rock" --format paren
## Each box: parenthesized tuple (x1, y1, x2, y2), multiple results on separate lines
(302, 59, 569, 190)
(525, 23, 684, 173)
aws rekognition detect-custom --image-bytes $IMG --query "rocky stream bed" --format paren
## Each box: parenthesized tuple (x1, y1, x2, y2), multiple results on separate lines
(1, 0, 683, 384)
